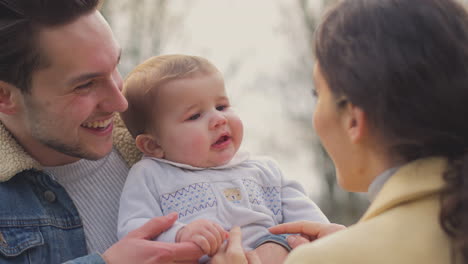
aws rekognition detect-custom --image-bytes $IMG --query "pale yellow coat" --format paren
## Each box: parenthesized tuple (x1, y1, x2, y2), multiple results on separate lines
(285, 157, 459, 264)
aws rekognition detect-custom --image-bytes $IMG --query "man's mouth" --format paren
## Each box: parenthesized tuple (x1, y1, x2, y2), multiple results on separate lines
(81, 117, 113, 130)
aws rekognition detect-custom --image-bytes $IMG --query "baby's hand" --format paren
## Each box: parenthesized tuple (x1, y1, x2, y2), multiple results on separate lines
(176, 219, 228, 256)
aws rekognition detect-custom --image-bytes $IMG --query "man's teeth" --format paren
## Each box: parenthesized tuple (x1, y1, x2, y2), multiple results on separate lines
(82, 118, 112, 129)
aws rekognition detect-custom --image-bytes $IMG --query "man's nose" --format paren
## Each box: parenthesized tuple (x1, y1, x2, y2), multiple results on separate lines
(98, 70, 128, 113)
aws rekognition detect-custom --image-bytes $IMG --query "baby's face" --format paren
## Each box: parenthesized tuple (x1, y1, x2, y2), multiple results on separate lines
(151, 72, 243, 168)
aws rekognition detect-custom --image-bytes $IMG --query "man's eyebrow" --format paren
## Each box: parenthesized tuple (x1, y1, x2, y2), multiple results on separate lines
(67, 49, 122, 86)
(68, 72, 102, 86)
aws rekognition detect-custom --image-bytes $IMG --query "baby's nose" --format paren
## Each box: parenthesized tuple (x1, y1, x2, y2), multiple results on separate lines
(210, 114, 227, 129)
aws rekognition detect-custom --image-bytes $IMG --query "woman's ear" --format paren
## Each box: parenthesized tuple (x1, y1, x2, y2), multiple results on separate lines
(0, 81, 20, 115)
(135, 134, 164, 158)
(343, 102, 368, 144)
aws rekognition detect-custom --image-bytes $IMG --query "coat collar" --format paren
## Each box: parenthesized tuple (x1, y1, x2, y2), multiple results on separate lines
(0, 116, 141, 182)
(0, 121, 41, 182)
(360, 157, 447, 222)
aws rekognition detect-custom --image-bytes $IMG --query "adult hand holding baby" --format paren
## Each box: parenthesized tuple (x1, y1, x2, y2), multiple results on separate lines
(211, 227, 261, 264)
(176, 219, 228, 256)
(102, 213, 204, 264)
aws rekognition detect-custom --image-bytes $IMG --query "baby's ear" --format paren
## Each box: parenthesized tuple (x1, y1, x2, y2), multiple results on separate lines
(135, 134, 164, 158)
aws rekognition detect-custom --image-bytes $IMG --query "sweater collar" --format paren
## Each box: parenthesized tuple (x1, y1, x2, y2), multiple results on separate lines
(360, 157, 447, 222)
(145, 151, 250, 170)
(367, 166, 401, 202)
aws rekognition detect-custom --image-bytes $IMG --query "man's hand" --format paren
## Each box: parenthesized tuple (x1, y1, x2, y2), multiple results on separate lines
(269, 221, 346, 249)
(176, 219, 228, 256)
(102, 213, 204, 264)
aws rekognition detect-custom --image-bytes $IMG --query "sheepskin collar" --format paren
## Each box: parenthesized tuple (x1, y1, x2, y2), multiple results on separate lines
(0, 121, 41, 181)
(0, 116, 141, 182)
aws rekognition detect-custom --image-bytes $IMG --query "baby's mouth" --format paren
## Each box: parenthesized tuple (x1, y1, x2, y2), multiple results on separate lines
(81, 117, 113, 130)
(213, 134, 230, 146)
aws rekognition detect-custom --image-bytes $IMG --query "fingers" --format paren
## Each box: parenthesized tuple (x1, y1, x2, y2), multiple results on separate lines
(226, 226, 244, 252)
(149, 241, 205, 263)
(186, 222, 227, 256)
(192, 234, 211, 255)
(213, 223, 229, 246)
(269, 221, 326, 238)
(206, 223, 229, 256)
(224, 227, 248, 264)
(286, 235, 311, 249)
(269, 221, 346, 240)
(210, 227, 248, 264)
(172, 241, 205, 261)
(203, 222, 225, 255)
(129, 213, 178, 240)
(176, 221, 225, 256)
(320, 224, 346, 237)
(269, 221, 313, 235)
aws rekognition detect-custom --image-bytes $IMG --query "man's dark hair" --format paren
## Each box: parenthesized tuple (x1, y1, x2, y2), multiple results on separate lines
(0, 0, 100, 92)
(315, 0, 468, 262)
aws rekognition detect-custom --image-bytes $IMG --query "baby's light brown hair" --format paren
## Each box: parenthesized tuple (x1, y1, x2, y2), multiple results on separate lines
(121, 54, 220, 138)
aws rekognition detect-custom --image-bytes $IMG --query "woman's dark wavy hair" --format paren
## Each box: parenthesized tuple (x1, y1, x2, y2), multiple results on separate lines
(315, 0, 468, 262)
(0, 0, 100, 92)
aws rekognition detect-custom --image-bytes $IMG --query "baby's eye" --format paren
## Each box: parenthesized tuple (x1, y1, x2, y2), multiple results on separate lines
(216, 105, 228, 111)
(187, 113, 201, 121)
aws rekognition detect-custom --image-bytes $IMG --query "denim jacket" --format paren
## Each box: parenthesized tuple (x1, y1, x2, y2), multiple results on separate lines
(0, 119, 141, 264)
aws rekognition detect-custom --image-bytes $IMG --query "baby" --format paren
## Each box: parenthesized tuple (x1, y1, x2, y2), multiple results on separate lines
(117, 54, 329, 263)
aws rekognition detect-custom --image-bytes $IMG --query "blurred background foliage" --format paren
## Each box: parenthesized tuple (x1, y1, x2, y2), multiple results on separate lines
(103, 0, 467, 226)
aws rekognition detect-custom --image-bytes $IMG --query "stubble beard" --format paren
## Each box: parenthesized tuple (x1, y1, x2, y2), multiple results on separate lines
(30, 119, 105, 161)
(36, 134, 104, 161)
(25, 103, 105, 161)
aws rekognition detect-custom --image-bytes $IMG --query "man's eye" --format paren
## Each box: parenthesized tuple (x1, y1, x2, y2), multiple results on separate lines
(187, 113, 200, 121)
(76, 81, 94, 90)
(216, 105, 227, 111)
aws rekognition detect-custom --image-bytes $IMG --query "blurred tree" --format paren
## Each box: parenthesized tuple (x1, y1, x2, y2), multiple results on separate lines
(277, 0, 369, 226)
(101, 0, 194, 76)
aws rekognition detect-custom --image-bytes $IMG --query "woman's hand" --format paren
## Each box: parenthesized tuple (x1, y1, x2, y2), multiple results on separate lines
(269, 221, 346, 249)
(210, 227, 261, 264)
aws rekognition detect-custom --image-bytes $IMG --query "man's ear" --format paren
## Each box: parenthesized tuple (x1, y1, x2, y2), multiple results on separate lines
(135, 134, 164, 158)
(343, 102, 368, 144)
(0, 81, 20, 115)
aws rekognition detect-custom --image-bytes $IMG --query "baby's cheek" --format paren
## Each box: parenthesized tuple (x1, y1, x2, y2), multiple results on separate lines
(231, 118, 244, 148)
(186, 134, 209, 154)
